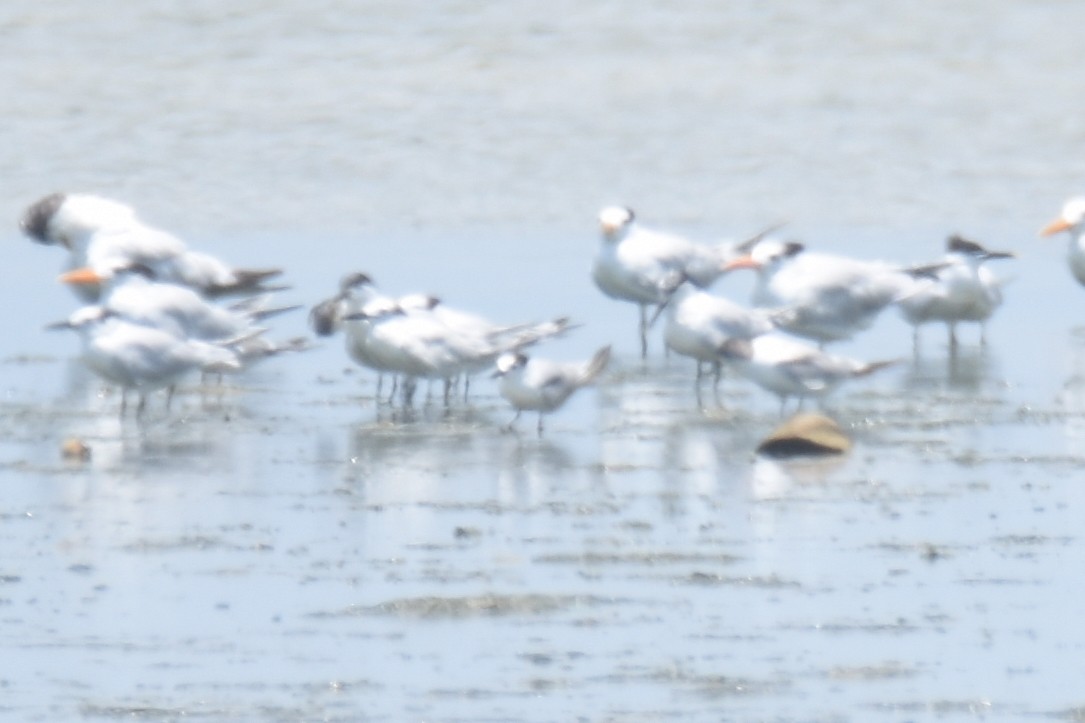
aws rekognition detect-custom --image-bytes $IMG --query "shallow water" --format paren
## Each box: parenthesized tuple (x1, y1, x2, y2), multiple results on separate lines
(5, 1, 1085, 721)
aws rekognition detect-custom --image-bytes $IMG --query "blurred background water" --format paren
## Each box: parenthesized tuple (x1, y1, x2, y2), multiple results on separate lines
(4, 1, 1085, 721)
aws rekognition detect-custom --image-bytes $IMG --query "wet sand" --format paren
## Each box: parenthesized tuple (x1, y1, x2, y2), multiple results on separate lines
(6, 0, 1085, 718)
(3, 224, 1085, 721)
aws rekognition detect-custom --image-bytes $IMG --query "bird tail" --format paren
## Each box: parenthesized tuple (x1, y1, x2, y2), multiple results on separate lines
(501, 316, 578, 349)
(855, 359, 900, 377)
(228, 294, 303, 322)
(729, 221, 790, 255)
(207, 268, 287, 297)
(578, 345, 612, 386)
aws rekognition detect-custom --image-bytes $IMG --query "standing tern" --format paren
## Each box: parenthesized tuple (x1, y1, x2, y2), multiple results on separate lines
(724, 238, 924, 345)
(48, 306, 241, 415)
(20, 193, 283, 301)
(592, 206, 736, 358)
(313, 272, 571, 403)
(719, 333, 898, 415)
(660, 280, 781, 394)
(61, 262, 295, 341)
(61, 262, 307, 369)
(897, 235, 1014, 349)
(1040, 196, 1085, 286)
(493, 345, 611, 434)
(338, 302, 572, 407)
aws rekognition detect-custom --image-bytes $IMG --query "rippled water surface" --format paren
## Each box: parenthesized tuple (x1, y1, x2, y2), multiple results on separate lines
(5, 1, 1085, 721)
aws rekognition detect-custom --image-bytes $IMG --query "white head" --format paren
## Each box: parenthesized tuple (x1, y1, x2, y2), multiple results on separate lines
(494, 351, 528, 377)
(46, 305, 116, 332)
(598, 206, 635, 240)
(725, 238, 804, 273)
(21, 193, 137, 248)
(1062, 197, 1085, 226)
(1043, 197, 1085, 236)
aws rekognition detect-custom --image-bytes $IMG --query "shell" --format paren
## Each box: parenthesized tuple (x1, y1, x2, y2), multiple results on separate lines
(757, 413, 851, 458)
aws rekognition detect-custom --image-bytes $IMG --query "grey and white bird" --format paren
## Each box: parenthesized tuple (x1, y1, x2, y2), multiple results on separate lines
(897, 235, 1014, 349)
(340, 299, 572, 406)
(719, 333, 898, 415)
(60, 262, 307, 368)
(493, 345, 612, 434)
(314, 272, 571, 403)
(20, 193, 282, 301)
(47, 306, 241, 416)
(1040, 196, 1085, 286)
(660, 280, 781, 393)
(592, 206, 736, 358)
(724, 238, 923, 345)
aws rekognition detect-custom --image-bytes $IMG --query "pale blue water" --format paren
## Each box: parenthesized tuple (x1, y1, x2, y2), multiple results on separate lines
(3, 1, 1085, 721)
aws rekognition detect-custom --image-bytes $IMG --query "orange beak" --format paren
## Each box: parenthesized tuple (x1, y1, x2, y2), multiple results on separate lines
(600, 220, 621, 235)
(722, 255, 760, 272)
(58, 267, 103, 285)
(1041, 217, 1072, 236)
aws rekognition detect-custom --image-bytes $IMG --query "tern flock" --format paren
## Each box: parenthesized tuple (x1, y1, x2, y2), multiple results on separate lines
(19, 192, 1085, 431)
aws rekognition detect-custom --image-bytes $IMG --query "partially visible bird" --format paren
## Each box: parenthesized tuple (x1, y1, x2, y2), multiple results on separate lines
(724, 238, 924, 345)
(313, 272, 571, 403)
(897, 235, 1014, 349)
(61, 262, 294, 340)
(719, 333, 898, 415)
(60, 261, 307, 369)
(591, 206, 736, 358)
(1040, 196, 1085, 286)
(47, 306, 241, 416)
(21, 193, 282, 301)
(660, 280, 782, 395)
(493, 345, 612, 434)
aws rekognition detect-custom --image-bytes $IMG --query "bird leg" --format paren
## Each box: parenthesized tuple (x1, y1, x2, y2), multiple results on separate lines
(402, 377, 417, 407)
(712, 361, 723, 407)
(638, 304, 649, 359)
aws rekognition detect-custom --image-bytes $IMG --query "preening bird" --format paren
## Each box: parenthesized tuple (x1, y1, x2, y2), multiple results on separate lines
(21, 192, 282, 301)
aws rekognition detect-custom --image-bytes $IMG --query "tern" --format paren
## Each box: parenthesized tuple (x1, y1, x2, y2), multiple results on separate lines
(48, 306, 241, 415)
(724, 238, 924, 345)
(340, 299, 572, 406)
(659, 280, 782, 394)
(20, 193, 283, 301)
(314, 272, 571, 403)
(591, 206, 736, 358)
(61, 262, 307, 369)
(61, 262, 296, 341)
(1040, 196, 1085, 286)
(897, 235, 1014, 349)
(493, 345, 611, 434)
(719, 333, 898, 414)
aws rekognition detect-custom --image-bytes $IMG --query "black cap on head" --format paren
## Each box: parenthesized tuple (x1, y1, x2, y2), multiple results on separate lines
(783, 241, 805, 257)
(339, 271, 373, 292)
(20, 192, 66, 243)
(946, 234, 984, 255)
